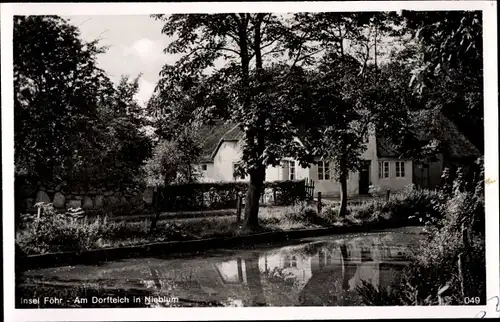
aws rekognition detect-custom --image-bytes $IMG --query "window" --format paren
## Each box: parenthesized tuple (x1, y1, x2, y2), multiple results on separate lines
(396, 161, 405, 178)
(281, 160, 296, 180)
(318, 161, 330, 180)
(201, 164, 207, 171)
(378, 161, 389, 179)
(289, 161, 296, 180)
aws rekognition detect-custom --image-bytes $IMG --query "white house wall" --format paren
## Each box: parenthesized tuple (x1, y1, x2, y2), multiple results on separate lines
(198, 129, 413, 195)
(212, 141, 243, 182)
(308, 161, 360, 197)
(306, 131, 377, 197)
(196, 163, 217, 182)
(265, 165, 281, 182)
(374, 159, 413, 192)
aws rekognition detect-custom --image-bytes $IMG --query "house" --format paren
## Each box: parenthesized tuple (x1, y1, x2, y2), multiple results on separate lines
(194, 121, 412, 198)
(409, 110, 482, 190)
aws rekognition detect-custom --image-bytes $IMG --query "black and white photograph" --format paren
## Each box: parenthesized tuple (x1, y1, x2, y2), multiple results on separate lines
(2, 1, 498, 321)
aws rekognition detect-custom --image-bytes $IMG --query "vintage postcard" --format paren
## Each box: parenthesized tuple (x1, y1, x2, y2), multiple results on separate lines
(2, 1, 498, 321)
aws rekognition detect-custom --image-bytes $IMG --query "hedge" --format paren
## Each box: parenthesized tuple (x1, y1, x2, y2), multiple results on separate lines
(156, 180, 309, 211)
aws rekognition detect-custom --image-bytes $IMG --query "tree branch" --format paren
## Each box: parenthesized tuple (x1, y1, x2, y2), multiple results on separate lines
(292, 47, 326, 68)
(261, 48, 286, 58)
(220, 47, 241, 56)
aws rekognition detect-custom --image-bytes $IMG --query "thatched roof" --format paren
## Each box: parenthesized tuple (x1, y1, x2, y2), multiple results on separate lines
(198, 110, 480, 163)
(197, 122, 244, 163)
(377, 110, 481, 160)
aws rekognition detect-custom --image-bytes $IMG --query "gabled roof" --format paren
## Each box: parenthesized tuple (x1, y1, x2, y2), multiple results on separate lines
(198, 111, 480, 164)
(377, 110, 481, 160)
(415, 110, 480, 159)
(198, 122, 244, 163)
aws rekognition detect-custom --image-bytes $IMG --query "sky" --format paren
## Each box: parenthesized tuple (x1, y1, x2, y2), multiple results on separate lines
(64, 14, 404, 108)
(65, 15, 179, 107)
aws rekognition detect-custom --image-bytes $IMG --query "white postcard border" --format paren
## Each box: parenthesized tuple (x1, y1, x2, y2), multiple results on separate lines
(2, 1, 498, 321)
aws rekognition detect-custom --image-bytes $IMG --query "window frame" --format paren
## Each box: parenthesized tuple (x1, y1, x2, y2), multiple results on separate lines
(289, 160, 296, 181)
(395, 161, 405, 178)
(201, 164, 207, 171)
(318, 161, 330, 180)
(378, 161, 390, 179)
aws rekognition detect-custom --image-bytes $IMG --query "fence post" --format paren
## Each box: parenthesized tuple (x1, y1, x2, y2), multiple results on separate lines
(317, 191, 322, 214)
(386, 189, 391, 201)
(37, 206, 43, 220)
(236, 194, 243, 223)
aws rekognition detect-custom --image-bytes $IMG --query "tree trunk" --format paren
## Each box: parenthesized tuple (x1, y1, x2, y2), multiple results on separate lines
(244, 165, 266, 229)
(242, 14, 266, 231)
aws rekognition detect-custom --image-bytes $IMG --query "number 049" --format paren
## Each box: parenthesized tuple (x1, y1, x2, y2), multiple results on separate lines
(464, 297, 482, 304)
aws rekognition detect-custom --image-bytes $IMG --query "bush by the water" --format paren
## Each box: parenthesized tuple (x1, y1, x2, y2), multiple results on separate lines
(16, 203, 102, 254)
(357, 162, 486, 305)
(320, 185, 447, 226)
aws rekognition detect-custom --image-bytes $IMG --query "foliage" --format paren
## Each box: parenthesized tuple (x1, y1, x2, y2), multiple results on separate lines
(399, 10, 484, 151)
(96, 75, 153, 186)
(156, 180, 309, 211)
(320, 186, 447, 226)
(143, 131, 202, 187)
(287, 13, 416, 217)
(16, 203, 102, 255)
(14, 16, 152, 191)
(402, 10, 482, 88)
(151, 12, 346, 227)
(14, 15, 110, 182)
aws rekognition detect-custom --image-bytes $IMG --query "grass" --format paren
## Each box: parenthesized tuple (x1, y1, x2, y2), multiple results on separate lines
(16, 186, 444, 256)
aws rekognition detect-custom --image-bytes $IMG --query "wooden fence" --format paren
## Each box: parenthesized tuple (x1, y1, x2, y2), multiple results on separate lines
(304, 178, 315, 201)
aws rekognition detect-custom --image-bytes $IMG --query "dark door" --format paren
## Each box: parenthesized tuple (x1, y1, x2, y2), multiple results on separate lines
(359, 161, 371, 195)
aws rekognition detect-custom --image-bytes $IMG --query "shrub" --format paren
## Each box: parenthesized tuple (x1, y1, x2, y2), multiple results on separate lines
(281, 201, 332, 227)
(156, 180, 309, 211)
(16, 203, 103, 255)
(319, 186, 446, 226)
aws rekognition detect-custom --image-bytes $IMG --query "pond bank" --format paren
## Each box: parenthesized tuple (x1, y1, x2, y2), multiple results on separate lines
(17, 220, 423, 271)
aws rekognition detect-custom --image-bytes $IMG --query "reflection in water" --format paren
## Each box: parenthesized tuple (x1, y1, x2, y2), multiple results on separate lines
(246, 254, 266, 306)
(18, 229, 425, 307)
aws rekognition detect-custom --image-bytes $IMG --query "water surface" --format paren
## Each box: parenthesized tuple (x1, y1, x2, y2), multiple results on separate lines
(17, 226, 426, 308)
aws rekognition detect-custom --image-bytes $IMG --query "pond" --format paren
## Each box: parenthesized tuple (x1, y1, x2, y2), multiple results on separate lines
(16, 226, 427, 308)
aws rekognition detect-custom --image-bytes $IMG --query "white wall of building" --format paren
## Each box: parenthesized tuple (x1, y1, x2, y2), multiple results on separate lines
(373, 159, 413, 193)
(197, 129, 412, 195)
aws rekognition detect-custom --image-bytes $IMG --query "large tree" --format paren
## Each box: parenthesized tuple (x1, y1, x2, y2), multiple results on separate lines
(290, 12, 411, 216)
(14, 15, 110, 183)
(152, 13, 325, 229)
(14, 16, 152, 190)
